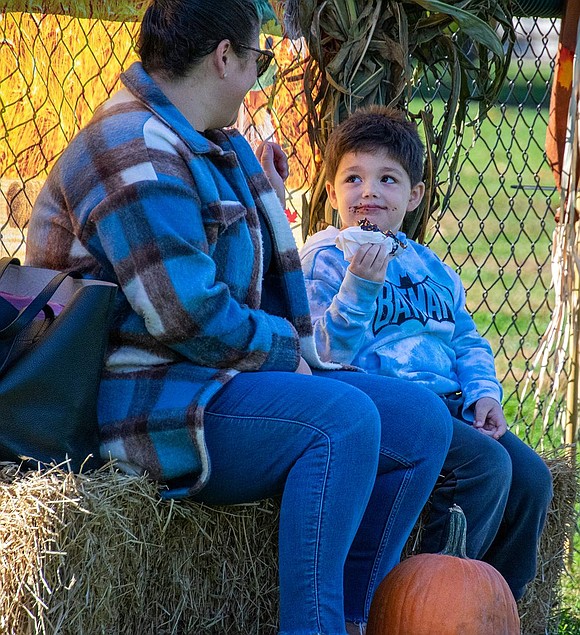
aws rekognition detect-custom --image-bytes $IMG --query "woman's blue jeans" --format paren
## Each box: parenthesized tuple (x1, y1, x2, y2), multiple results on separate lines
(193, 370, 452, 635)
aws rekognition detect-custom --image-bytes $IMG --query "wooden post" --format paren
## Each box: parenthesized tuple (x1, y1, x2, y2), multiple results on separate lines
(564, 37, 580, 462)
(565, 252, 579, 463)
(562, 26, 580, 565)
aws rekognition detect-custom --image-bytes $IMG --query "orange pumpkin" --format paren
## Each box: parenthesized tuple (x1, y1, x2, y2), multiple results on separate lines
(366, 504, 520, 635)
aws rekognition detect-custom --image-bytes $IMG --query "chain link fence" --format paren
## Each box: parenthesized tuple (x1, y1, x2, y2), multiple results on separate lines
(419, 16, 562, 449)
(0, 6, 576, 629)
(0, 12, 141, 254)
(1, 10, 561, 447)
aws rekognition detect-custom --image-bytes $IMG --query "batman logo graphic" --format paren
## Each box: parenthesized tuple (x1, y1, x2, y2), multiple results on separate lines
(373, 274, 455, 334)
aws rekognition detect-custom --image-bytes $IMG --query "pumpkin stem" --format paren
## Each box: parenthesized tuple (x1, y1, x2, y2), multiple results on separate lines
(438, 504, 468, 558)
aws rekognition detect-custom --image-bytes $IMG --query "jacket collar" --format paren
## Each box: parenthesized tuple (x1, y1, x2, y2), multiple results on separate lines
(120, 62, 225, 156)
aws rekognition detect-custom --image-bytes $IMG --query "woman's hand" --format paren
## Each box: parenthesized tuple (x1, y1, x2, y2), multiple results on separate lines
(256, 141, 288, 208)
(348, 243, 392, 283)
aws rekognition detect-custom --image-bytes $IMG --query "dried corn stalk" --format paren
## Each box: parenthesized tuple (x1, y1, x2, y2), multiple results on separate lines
(282, 0, 514, 242)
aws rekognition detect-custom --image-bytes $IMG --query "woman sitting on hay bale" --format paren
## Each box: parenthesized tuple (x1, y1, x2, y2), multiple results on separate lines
(24, 0, 453, 633)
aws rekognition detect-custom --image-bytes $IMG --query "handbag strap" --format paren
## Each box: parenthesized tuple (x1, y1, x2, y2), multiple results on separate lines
(0, 257, 20, 278)
(0, 261, 72, 340)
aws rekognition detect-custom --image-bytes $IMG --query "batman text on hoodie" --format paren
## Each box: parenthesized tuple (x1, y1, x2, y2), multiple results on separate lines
(300, 226, 502, 421)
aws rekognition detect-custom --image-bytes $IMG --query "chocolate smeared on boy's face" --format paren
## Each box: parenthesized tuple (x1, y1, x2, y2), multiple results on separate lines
(326, 150, 425, 234)
(349, 203, 391, 214)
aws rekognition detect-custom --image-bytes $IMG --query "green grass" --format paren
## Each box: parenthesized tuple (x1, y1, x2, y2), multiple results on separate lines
(558, 610, 580, 634)
(560, 530, 580, 633)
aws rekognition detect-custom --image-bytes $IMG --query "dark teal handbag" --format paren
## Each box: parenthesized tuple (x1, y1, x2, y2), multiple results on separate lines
(0, 257, 117, 471)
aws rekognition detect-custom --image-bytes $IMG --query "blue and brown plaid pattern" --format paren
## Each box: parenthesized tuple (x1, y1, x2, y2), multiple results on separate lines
(26, 62, 340, 497)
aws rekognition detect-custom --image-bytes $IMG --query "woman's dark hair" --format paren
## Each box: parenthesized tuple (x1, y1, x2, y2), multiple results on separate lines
(139, 0, 260, 79)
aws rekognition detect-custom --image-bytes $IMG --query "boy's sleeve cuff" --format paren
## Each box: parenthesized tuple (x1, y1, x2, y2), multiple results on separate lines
(461, 381, 504, 421)
(337, 269, 382, 313)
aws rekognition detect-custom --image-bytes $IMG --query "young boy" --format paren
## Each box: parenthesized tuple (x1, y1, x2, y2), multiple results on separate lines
(300, 105, 553, 602)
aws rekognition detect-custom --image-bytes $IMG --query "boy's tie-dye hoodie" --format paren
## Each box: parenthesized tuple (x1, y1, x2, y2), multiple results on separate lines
(300, 226, 502, 421)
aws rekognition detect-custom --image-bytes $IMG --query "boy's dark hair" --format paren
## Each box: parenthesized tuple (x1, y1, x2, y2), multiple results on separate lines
(139, 0, 260, 80)
(325, 105, 425, 186)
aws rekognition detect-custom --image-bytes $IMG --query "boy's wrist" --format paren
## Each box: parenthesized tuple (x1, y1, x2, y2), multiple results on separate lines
(461, 386, 503, 421)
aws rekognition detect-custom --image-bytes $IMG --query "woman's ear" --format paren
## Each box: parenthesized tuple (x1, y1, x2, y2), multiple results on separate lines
(406, 181, 425, 212)
(213, 40, 231, 79)
(326, 181, 338, 209)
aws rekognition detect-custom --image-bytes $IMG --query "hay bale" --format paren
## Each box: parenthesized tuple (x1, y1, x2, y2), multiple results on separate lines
(0, 462, 280, 635)
(0, 454, 576, 635)
(518, 455, 579, 635)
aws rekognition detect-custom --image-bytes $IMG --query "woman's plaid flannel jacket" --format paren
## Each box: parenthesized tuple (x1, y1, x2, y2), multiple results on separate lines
(26, 62, 339, 498)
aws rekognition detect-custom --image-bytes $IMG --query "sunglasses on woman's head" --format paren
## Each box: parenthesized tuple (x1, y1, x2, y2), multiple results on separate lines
(238, 44, 275, 78)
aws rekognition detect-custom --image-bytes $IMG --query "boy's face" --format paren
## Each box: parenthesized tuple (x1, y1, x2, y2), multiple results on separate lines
(327, 150, 425, 233)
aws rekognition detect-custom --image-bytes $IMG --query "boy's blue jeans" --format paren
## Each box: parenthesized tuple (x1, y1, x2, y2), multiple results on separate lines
(419, 393, 553, 601)
(193, 370, 452, 635)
